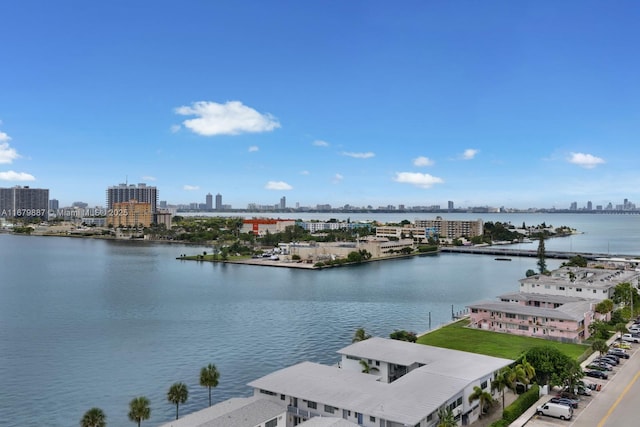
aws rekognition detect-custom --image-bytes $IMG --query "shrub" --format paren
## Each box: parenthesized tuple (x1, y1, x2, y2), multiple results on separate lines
(501, 384, 539, 424)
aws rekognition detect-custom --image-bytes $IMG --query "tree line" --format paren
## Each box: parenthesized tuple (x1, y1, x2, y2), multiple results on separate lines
(79, 363, 220, 427)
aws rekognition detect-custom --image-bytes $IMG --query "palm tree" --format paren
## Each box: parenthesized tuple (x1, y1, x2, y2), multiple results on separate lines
(491, 367, 515, 409)
(468, 385, 494, 417)
(359, 359, 370, 373)
(592, 338, 609, 356)
(167, 382, 189, 420)
(352, 328, 371, 343)
(128, 396, 150, 427)
(436, 406, 457, 427)
(80, 407, 106, 427)
(519, 357, 536, 384)
(200, 363, 220, 407)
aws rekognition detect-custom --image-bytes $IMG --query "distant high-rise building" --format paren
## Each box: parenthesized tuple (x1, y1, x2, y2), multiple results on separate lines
(49, 199, 59, 211)
(586, 201, 593, 211)
(159, 200, 167, 209)
(206, 193, 213, 210)
(0, 186, 49, 219)
(106, 183, 158, 213)
(215, 193, 222, 210)
(570, 201, 577, 211)
(448, 201, 454, 210)
(280, 196, 286, 210)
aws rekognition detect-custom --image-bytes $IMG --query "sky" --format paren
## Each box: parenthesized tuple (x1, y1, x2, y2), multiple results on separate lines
(1, 1, 639, 210)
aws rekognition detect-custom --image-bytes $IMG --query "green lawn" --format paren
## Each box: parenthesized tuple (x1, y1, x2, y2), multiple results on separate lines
(417, 319, 589, 360)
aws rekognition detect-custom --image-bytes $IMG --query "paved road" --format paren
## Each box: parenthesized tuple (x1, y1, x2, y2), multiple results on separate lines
(570, 347, 640, 427)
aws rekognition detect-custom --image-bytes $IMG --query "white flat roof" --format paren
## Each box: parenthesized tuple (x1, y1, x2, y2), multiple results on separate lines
(157, 396, 285, 427)
(249, 338, 513, 425)
(338, 337, 513, 381)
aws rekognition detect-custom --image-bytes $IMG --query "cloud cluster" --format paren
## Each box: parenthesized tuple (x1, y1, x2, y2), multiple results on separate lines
(333, 173, 344, 184)
(413, 156, 434, 167)
(265, 181, 292, 190)
(183, 185, 200, 191)
(568, 152, 605, 169)
(462, 149, 478, 160)
(175, 101, 280, 136)
(0, 142, 19, 164)
(394, 172, 444, 189)
(342, 151, 375, 159)
(0, 171, 35, 181)
(313, 140, 329, 147)
(248, 145, 259, 152)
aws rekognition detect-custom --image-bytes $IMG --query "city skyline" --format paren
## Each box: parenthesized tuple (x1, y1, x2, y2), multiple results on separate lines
(1, 2, 639, 209)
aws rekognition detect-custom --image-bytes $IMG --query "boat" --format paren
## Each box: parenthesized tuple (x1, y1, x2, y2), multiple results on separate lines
(494, 257, 512, 261)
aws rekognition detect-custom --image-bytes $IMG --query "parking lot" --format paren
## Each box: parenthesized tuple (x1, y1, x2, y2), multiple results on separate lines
(524, 339, 639, 426)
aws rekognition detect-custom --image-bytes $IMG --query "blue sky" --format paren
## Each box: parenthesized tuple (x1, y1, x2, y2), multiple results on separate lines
(1, 1, 639, 209)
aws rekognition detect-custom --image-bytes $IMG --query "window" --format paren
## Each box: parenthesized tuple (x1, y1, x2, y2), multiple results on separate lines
(324, 405, 334, 414)
(308, 401, 317, 409)
(370, 416, 376, 422)
(576, 288, 582, 292)
(481, 381, 488, 389)
(375, 360, 380, 366)
(427, 413, 434, 422)
(260, 389, 276, 396)
(280, 394, 285, 400)
(346, 355, 359, 360)
(471, 308, 478, 313)
(457, 397, 462, 406)
(505, 313, 516, 319)
(559, 286, 565, 290)
(518, 325, 529, 330)
(266, 418, 278, 427)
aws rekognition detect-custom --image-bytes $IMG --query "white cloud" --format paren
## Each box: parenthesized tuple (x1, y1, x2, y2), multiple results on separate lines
(248, 145, 259, 152)
(393, 172, 444, 189)
(183, 185, 200, 191)
(265, 181, 293, 190)
(142, 176, 157, 181)
(342, 151, 375, 159)
(333, 173, 344, 184)
(0, 170, 36, 181)
(313, 140, 329, 147)
(170, 124, 181, 133)
(300, 170, 310, 175)
(0, 142, 19, 164)
(413, 156, 434, 167)
(462, 149, 479, 160)
(568, 152, 605, 169)
(175, 101, 281, 136)
(0, 131, 11, 142)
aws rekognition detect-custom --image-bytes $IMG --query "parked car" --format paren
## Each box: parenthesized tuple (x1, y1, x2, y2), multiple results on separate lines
(608, 349, 630, 359)
(552, 396, 579, 408)
(613, 341, 632, 349)
(576, 386, 592, 396)
(586, 363, 612, 371)
(621, 334, 640, 343)
(595, 356, 619, 365)
(585, 370, 608, 379)
(536, 402, 573, 420)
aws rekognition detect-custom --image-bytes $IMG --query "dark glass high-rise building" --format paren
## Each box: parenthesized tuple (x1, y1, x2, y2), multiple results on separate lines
(206, 193, 213, 210)
(215, 193, 222, 211)
(106, 183, 158, 213)
(0, 186, 49, 219)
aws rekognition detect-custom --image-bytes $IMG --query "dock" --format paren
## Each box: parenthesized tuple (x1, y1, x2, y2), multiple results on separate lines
(440, 246, 638, 260)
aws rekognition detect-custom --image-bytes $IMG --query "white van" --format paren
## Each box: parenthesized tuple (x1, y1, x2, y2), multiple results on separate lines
(536, 402, 573, 420)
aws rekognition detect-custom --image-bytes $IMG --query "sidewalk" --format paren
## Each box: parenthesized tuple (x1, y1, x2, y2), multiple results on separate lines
(473, 389, 519, 427)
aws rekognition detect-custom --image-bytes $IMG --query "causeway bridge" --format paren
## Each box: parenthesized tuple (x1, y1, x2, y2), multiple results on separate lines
(439, 246, 637, 260)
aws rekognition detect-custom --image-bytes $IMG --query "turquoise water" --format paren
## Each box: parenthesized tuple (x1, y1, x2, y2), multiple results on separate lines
(0, 213, 636, 426)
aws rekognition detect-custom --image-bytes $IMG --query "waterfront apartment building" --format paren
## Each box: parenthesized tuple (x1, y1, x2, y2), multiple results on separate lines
(107, 200, 153, 228)
(205, 193, 213, 210)
(248, 337, 512, 427)
(106, 183, 158, 214)
(467, 266, 640, 343)
(215, 193, 222, 210)
(376, 217, 483, 241)
(0, 186, 49, 220)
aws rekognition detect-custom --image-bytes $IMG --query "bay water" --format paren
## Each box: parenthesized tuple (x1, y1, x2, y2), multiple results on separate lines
(0, 213, 638, 426)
